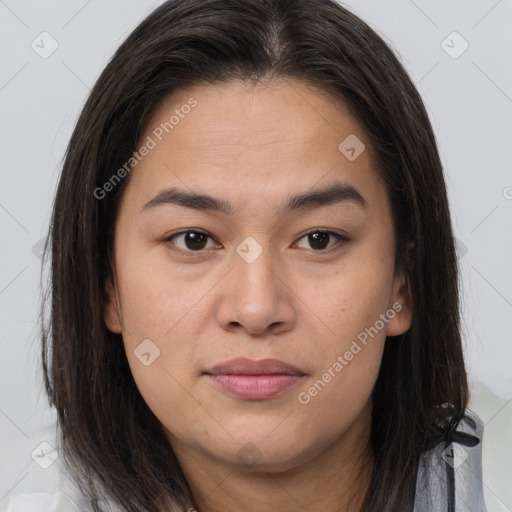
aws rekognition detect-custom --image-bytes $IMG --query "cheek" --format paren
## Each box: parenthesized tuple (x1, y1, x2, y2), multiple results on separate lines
(292, 305, 386, 453)
(113, 251, 206, 413)
(292, 250, 394, 411)
(114, 242, 208, 340)
(296, 254, 394, 349)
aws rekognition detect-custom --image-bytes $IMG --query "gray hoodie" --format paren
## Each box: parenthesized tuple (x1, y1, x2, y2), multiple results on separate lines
(414, 409, 487, 512)
(2, 410, 487, 512)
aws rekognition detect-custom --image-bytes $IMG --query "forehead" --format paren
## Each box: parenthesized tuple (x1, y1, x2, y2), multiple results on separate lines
(147, 78, 363, 158)
(123, 78, 388, 215)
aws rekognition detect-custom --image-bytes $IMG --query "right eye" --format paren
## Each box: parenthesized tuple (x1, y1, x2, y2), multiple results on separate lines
(163, 229, 220, 255)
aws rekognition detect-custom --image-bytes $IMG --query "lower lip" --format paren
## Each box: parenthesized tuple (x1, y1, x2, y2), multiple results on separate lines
(207, 374, 303, 400)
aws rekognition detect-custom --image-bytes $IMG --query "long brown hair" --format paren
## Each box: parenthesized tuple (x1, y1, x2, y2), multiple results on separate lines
(40, 0, 468, 510)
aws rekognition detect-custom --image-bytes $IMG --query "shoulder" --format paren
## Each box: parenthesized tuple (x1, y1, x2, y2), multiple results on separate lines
(414, 378, 512, 512)
(414, 408, 487, 512)
(1, 491, 87, 512)
(468, 381, 512, 511)
(0, 408, 100, 512)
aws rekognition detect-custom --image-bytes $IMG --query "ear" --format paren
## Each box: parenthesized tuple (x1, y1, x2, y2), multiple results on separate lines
(386, 248, 414, 337)
(104, 277, 123, 334)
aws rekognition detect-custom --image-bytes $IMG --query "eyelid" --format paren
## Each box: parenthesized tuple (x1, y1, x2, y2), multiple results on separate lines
(163, 228, 349, 256)
(163, 229, 220, 257)
(299, 227, 349, 240)
(294, 228, 349, 252)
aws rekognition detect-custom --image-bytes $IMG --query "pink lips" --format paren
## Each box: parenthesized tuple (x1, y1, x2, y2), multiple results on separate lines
(204, 357, 305, 400)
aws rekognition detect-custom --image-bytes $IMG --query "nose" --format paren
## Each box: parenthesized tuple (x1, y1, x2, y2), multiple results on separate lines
(215, 238, 296, 337)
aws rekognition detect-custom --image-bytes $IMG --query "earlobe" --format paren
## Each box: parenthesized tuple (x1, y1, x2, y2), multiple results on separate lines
(104, 278, 123, 334)
(386, 271, 413, 337)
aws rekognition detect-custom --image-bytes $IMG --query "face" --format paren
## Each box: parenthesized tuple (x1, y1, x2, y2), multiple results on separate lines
(104, 78, 412, 475)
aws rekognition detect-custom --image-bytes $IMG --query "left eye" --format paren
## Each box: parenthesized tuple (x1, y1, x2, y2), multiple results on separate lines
(295, 230, 348, 251)
(164, 229, 347, 254)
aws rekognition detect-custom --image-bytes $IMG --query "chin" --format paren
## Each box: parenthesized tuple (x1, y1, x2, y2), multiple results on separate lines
(204, 426, 326, 473)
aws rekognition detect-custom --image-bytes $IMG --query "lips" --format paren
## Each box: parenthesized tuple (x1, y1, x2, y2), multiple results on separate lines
(204, 357, 306, 400)
(205, 357, 304, 376)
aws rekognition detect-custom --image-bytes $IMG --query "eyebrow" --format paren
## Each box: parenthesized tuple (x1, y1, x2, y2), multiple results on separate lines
(141, 183, 367, 216)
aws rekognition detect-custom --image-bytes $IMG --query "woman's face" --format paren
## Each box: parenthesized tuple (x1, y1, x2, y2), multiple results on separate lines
(104, 78, 412, 474)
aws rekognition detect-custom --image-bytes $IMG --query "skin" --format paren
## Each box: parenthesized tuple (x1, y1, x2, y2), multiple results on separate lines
(104, 78, 412, 512)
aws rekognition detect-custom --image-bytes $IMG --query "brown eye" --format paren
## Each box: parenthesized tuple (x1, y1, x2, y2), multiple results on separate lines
(165, 230, 216, 252)
(296, 230, 348, 251)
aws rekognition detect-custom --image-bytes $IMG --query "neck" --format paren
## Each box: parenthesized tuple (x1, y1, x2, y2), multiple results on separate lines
(171, 402, 374, 512)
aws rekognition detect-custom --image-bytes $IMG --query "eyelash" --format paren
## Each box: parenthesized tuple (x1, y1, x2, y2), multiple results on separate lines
(162, 229, 349, 258)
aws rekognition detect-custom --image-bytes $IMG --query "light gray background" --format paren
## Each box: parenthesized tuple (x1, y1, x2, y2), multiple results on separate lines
(0, 0, 511, 510)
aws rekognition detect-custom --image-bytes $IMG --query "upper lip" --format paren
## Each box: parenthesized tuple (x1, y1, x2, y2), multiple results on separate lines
(204, 357, 305, 376)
